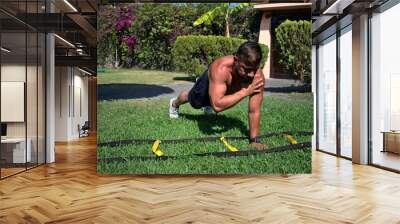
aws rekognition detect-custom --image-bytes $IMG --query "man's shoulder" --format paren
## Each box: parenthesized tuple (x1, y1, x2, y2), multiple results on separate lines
(213, 55, 234, 64)
(209, 56, 234, 79)
(209, 66, 229, 83)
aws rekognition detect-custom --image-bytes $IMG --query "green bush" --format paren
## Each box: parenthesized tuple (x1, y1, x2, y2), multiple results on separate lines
(132, 4, 203, 70)
(172, 35, 269, 77)
(231, 8, 262, 41)
(97, 5, 119, 67)
(275, 20, 311, 84)
(98, 4, 263, 69)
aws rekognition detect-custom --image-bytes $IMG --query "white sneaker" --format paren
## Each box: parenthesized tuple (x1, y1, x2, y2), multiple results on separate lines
(169, 97, 179, 118)
(203, 106, 215, 115)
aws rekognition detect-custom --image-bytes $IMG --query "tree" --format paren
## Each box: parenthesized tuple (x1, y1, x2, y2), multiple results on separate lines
(275, 20, 312, 84)
(193, 3, 252, 38)
(97, 5, 119, 67)
(97, 4, 137, 68)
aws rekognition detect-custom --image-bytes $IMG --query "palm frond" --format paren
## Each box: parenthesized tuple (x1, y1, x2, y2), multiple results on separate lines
(193, 5, 228, 26)
(229, 3, 253, 14)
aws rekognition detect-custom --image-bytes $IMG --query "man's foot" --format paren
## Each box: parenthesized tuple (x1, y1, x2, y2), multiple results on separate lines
(249, 142, 268, 151)
(169, 97, 179, 118)
(203, 106, 215, 115)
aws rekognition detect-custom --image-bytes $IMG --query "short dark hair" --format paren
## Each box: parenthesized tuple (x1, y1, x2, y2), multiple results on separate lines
(236, 41, 262, 68)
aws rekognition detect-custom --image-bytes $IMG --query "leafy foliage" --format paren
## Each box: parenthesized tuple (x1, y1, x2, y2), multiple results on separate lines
(230, 7, 262, 41)
(98, 3, 262, 70)
(193, 3, 252, 37)
(97, 5, 119, 67)
(97, 4, 137, 67)
(116, 5, 137, 67)
(275, 20, 312, 83)
(172, 35, 269, 77)
(131, 4, 200, 70)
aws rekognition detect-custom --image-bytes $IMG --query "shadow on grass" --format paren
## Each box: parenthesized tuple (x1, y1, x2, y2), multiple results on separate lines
(180, 113, 247, 136)
(264, 84, 311, 93)
(173, 76, 196, 82)
(98, 84, 174, 100)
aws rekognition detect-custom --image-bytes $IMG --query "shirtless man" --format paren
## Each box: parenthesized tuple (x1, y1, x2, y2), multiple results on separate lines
(169, 41, 266, 149)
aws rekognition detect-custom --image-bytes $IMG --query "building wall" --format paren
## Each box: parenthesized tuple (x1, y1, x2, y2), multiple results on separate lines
(55, 67, 89, 141)
(1, 63, 45, 157)
(313, 1, 400, 168)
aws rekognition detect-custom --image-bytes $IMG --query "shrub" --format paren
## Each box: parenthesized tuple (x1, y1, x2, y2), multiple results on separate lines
(275, 20, 311, 84)
(172, 35, 269, 77)
(98, 4, 265, 70)
(230, 8, 262, 41)
(97, 5, 119, 67)
(132, 4, 203, 70)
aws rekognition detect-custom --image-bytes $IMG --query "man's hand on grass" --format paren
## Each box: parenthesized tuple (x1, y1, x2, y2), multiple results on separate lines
(249, 142, 268, 151)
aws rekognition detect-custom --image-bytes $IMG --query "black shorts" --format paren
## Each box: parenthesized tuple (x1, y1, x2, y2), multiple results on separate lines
(188, 69, 211, 109)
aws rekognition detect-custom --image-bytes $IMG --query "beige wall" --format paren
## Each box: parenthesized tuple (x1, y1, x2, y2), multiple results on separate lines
(1, 63, 45, 164)
(55, 66, 89, 141)
(1, 64, 34, 138)
(258, 12, 272, 79)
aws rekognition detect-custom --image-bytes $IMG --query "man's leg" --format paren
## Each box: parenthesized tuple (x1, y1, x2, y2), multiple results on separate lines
(173, 91, 189, 107)
(169, 91, 189, 118)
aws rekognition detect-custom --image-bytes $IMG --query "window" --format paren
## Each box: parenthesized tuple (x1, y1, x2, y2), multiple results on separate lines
(370, 2, 400, 171)
(339, 25, 352, 158)
(317, 34, 337, 154)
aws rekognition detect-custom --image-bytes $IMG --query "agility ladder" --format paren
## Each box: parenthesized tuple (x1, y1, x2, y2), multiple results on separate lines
(97, 131, 313, 163)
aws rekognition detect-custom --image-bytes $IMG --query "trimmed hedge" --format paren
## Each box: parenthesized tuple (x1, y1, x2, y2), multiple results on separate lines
(275, 20, 311, 84)
(172, 35, 269, 77)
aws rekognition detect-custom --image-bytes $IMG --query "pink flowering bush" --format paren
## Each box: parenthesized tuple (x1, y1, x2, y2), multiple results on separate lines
(114, 5, 137, 66)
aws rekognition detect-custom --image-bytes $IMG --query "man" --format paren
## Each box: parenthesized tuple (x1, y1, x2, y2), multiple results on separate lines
(169, 41, 266, 150)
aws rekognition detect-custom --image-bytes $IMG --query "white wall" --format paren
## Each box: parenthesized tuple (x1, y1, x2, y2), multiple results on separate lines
(55, 66, 89, 141)
(1, 62, 46, 164)
(312, 45, 316, 150)
(74, 71, 89, 131)
(55, 66, 70, 141)
(1, 64, 27, 138)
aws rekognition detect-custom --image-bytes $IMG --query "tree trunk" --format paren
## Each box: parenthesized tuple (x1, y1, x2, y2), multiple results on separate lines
(114, 48, 119, 68)
(225, 11, 230, 38)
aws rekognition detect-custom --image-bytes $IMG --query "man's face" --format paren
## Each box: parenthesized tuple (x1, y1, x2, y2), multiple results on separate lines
(234, 57, 259, 82)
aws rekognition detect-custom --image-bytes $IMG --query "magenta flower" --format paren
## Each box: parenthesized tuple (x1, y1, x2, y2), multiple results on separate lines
(122, 35, 136, 48)
(115, 18, 132, 32)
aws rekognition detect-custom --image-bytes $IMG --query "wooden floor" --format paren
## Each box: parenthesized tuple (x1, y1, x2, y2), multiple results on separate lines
(373, 151, 400, 171)
(1, 167, 26, 178)
(0, 134, 400, 223)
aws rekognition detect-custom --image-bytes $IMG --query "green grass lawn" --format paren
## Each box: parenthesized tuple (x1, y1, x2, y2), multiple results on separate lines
(97, 94, 313, 174)
(97, 68, 313, 174)
(97, 68, 194, 85)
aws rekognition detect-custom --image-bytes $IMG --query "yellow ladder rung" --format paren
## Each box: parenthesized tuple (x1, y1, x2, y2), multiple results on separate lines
(151, 140, 165, 157)
(219, 136, 239, 152)
(154, 150, 164, 157)
(152, 140, 161, 153)
(285, 134, 298, 145)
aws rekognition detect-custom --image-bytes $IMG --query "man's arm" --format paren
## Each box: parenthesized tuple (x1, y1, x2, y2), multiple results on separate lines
(248, 70, 265, 138)
(209, 71, 264, 113)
